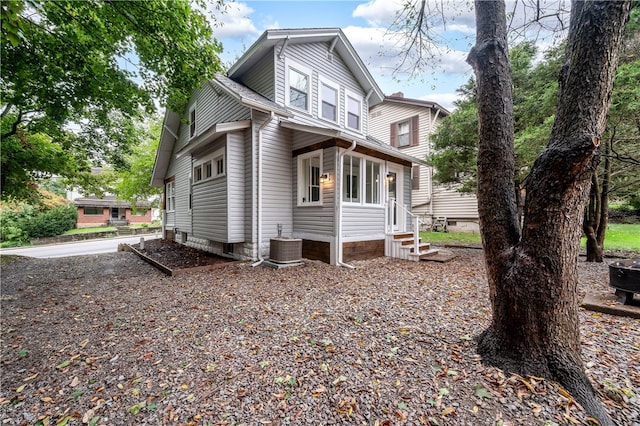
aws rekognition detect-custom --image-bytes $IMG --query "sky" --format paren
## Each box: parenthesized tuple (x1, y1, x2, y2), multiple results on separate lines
(208, 0, 479, 111)
(208, 0, 569, 112)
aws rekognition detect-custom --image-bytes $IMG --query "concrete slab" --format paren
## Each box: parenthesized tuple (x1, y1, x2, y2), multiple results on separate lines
(421, 249, 457, 263)
(581, 292, 640, 319)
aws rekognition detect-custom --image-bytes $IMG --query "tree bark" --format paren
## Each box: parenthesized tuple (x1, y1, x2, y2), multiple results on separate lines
(468, 1, 630, 424)
(583, 174, 604, 262)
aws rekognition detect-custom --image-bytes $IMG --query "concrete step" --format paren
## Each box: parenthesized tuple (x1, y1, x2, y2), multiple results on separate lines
(420, 249, 457, 263)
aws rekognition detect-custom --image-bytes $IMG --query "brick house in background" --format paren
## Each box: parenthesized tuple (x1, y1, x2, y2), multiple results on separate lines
(74, 196, 152, 228)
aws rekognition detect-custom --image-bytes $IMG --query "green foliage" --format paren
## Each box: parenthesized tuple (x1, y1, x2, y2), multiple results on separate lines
(0, 200, 35, 246)
(114, 118, 164, 207)
(431, 41, 638, 206)
(1, 0, 224, 201)
(22, 205, 77, 239)
(430, 43, 562, 190)
(0, 201, 77, 245)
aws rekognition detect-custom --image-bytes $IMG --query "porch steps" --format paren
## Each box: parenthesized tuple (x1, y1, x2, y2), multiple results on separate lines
(117, 226, 132, 236)
(386, 232, 440, 262)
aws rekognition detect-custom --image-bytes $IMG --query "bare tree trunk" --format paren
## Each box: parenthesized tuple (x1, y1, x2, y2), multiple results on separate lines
(584, 174, 604, 262)
(468, 1, 630, 424)
(584, 134, 613, 262)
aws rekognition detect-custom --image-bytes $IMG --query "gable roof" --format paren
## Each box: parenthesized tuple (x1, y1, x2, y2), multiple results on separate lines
(228, 28, 385, 107)
(151, 76, 291, 187)
(379, 94, 451, 116)
(280, 118, 425, 167)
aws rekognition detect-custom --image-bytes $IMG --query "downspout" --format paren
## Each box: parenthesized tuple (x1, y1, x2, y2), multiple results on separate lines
(336, 140, 357, 269)
(251, 111, 275, 267)
(428, 109, 441, 225)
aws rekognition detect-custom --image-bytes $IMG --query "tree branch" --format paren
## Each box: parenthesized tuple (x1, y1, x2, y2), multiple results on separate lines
(1, 109, 22, 139)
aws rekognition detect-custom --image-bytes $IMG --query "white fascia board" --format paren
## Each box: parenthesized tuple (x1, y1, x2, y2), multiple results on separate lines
(176, 120, 252, 159)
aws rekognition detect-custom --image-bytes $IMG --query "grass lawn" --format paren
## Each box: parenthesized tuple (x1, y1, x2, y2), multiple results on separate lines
(582, 223, 640, 253)
(63, 223, 160, 235)
(420, 230, 481, 245)
(423, 223, 639, 253)
(64, 226, 116, 234)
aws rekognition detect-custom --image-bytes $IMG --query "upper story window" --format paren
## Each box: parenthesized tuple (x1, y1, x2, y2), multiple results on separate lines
(397, 121, 410, 147)
(319, 78, 339, 122)
(189, 104, 197, 138)
(193, 148, 225, 184)
(298, 151, 322, 205)
(286, 59, 311, 113)
(165, 180, 175, 211)
(391, 115, 419, 148)
(345, 91, 362, 132)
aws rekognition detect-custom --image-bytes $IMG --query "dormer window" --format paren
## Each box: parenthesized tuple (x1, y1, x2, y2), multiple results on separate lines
(286, 59, 311, 112)
(346, 91, 362, 132)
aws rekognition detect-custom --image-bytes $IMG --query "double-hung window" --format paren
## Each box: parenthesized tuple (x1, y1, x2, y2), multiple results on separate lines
(397, 121, 410, 147)
(342, 155, 360, 203)
(286, 60, 311, 112)
(319, 78, 339, 122)
(365, 160, 381, 205)
(165, 180, 175, 211)
(391, 115, 419, 148)
(346, 91, 362, 132)
(298, 152, 322, 205)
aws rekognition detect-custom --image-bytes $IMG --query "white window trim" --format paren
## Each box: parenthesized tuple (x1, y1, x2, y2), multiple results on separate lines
(297, 150, 323, 206)
(317, 76, 340, 124)
(342, 153, 383, 207)
(284, 58, 312, 114)
(193, 147, 225, 184)
(166, 181, 175, 212)
(188, 102, 197, 139)
(344, 89, 363, 133)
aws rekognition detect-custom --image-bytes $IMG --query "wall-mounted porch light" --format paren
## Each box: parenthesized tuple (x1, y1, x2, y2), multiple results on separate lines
(320, 172, 330, 182)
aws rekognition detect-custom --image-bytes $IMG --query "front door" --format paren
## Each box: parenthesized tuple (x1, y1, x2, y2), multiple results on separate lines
(386, 164, 403, 232)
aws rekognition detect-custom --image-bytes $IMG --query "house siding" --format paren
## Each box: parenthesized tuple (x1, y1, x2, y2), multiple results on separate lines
(227, 131, 246, 242)
(342, 205, 385, 238)
(241, 50, 275, 101)
(369, 102, 434, 207)
(292, 146, 336, 237)
(251, 111, 293, 257)
(369, 100, 479, 227)
(191, 135, 228, 242)
(165, 143, 192, 234)
(275, 42, 369, 134)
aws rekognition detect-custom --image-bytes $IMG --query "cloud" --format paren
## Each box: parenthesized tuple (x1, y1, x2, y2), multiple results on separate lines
(352, 0, 403, 27)
(209, 2, 260, 39)
(419, 92, 462, 112)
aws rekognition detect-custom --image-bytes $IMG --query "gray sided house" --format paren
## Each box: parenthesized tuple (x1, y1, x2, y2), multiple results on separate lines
(369, 93, 479, 233)
(151, 28, 428, 265)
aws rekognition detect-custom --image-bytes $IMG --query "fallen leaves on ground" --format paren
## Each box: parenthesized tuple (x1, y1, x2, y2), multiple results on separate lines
(0, 249, 638, 425)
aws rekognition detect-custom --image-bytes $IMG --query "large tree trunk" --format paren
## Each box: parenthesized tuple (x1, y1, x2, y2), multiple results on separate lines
(468, 1, 630, 424)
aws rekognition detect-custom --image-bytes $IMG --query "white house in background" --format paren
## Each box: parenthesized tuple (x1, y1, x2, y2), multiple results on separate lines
(369, 92, 480, 232)
(151, 28, 435, 265)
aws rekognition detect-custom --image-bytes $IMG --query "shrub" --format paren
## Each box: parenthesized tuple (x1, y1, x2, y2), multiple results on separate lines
(23, 205, 77, 239)
(0, 200, 35, 246)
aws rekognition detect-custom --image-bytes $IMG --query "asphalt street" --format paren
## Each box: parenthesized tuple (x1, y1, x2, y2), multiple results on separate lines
(0, 233, 161, 259)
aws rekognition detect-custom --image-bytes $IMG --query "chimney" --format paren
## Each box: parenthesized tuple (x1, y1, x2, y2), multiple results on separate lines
(391, 91, 404, 98)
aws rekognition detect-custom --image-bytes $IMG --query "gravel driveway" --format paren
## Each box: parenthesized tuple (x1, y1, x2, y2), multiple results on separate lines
(1, 250, 638, 425)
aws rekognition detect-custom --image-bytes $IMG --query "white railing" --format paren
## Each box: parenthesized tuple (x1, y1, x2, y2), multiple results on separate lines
(386, 199, 424, 256)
